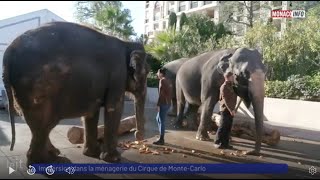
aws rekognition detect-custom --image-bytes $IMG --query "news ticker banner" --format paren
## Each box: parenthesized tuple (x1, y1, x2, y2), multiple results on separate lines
(28, 163, 289, 175)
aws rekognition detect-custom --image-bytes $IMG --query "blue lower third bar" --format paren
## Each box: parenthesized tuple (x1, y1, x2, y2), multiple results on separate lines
(31, 163, 288, 175)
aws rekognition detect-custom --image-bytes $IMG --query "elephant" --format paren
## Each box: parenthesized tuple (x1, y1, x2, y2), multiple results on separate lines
(2, 21, 150, 165)
(162, 57, 189, 116)
(175, 48, 266, 155)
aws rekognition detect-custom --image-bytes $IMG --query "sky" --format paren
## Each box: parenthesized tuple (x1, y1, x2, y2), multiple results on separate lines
(0, 1, 145, 36)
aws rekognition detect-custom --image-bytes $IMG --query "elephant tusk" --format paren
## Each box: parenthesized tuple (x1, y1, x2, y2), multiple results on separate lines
(235, 98, 243, 113)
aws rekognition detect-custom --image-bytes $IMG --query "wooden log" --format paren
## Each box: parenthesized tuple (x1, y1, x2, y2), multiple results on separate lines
(67, 115, 136, 144)
(212, 114, 281, 146)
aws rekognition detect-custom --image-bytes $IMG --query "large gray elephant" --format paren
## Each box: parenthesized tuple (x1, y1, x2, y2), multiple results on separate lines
(162, 57, 189, 116)
(2, 22, 150, 165)
(175, 48, 266, 155)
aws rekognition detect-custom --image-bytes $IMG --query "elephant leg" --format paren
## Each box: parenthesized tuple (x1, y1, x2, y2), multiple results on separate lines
(174, 84, 186, 129)
(82, 110, 100, 158)
(25, 102, 60, 165)
(47, 140, 60, 157)
(196, 95, 219, 141)
(168, 97, 177, 117)
(185, 104, 199, 131)
(100, 92, 124, 162)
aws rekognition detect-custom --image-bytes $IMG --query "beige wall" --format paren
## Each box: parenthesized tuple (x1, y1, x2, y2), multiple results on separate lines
(147, 87, 320, 131)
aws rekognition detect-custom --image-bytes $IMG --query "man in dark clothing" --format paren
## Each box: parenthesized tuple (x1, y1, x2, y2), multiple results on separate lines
(153, 68, 172, 145)
(214, 71, 237, 149)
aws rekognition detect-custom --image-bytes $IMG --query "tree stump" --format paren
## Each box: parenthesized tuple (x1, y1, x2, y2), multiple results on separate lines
(212, 113, 281, 146)
(67, 115, 136, 144)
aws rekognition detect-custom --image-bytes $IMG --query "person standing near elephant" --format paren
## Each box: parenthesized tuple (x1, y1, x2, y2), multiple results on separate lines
(214, 71, 237, 149)
(153, 68, 172, 145)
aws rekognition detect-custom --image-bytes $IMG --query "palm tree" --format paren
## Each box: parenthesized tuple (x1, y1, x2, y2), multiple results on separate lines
(75, 1, 135, 40)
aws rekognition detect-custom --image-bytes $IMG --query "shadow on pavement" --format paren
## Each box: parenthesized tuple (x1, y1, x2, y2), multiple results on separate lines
(0, 127, 10, 146)
(266, 124, 320, 143)
(232, 140, 320, 166)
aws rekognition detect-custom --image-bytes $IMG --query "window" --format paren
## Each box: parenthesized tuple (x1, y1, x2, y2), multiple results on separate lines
(191, 1, 198, 9)
(163, 21, 167, 29)
(272, 1, 282, 7)
(170, 1, 174, 5)
(179, 1, 186, 12)
(253, 1, 260, 11)
(154, 23, 159, 30)
(154, 1, 161, 21)
(155, 1, 160, 9)
(154, 12, 160, 21)
(204, 1, 212, 5)
(168, 8, 174, 15)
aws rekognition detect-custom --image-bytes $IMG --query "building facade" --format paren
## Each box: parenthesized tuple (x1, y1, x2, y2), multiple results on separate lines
(144, 1, 316, 40)
(144, 1, 220, 39)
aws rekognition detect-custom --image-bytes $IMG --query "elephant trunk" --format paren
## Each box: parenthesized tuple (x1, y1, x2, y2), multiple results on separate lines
(134, 85, 147, 141)
(248, 69, 265, 153)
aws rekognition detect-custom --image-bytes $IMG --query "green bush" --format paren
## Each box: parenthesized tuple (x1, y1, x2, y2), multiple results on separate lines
(299, 73, 320, 99)
(265, 73, 320, 101)
(147, 72, 158, 88)
(265, 80, 301, 99)
(146, 54, 162, 73)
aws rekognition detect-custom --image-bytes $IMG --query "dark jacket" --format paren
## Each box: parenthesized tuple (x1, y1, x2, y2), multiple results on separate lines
(219, 81, 237, 114)
(157, 78, 172, 106)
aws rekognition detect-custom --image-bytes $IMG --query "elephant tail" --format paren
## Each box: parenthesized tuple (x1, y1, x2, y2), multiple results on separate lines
(2, 48, 16, 151)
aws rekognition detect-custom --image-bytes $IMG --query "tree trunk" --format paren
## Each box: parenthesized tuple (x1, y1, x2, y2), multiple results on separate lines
(249, 1, 253, 28)
(212, 114, 280, 146)
(67, 115, 136, 144)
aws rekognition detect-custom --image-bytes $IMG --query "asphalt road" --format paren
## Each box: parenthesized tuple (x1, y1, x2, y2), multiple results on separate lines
(0, 101, 319, 179)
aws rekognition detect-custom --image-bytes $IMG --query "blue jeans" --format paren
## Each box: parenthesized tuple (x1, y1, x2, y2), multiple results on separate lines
(156, 104, 171, 136)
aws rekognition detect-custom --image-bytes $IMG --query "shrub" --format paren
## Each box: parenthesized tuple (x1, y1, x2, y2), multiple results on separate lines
(265, 73, 320, 101)
(265, 80, 301, 99)
(147, 72, 158, 88)
(146, 54, 162, 73)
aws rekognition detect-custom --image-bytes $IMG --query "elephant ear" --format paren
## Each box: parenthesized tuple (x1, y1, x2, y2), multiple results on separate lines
(217, 53, 233, 74)
(130, 50, 147, 81)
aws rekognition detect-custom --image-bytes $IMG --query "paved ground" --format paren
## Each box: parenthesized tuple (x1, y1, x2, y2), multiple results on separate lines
(0, 101, 319, 179)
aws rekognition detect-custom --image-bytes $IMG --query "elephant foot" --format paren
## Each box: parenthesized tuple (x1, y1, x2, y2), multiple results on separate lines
(83, 144, 101, 158)
(48, 144, 61, 157)
(174, 122, 183, 129)
(27, 149, 57, 166)
(100, 150, 121, 163)
(168, 111, 177, 117)
(188, 121, 198, 131)
(187, 123, 198, 131)
(196, 132, 210, 141)
(53, 156, 72, 163)
(135, 131, 144, 141)
(246, 149, 261, 156)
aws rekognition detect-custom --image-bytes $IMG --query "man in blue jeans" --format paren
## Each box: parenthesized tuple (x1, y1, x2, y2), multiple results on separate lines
(153, 68, 172, 145)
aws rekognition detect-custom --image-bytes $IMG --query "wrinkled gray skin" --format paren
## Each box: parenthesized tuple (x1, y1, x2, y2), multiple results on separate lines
(162, 58, 189, 116)
(2, 22, 150, 165)
(175, 48, 266, 155)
